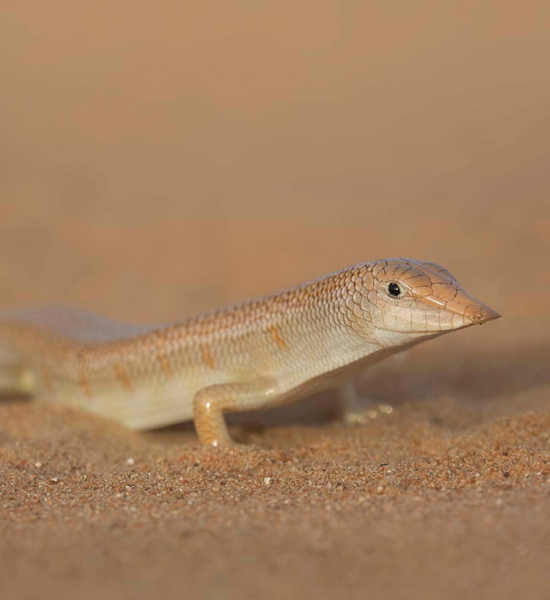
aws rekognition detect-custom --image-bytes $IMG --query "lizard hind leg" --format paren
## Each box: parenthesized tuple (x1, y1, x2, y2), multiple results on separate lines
(193, 378, 278, 447)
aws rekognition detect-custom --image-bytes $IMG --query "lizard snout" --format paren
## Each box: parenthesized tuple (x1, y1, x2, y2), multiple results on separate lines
(465, 304, 501, 324)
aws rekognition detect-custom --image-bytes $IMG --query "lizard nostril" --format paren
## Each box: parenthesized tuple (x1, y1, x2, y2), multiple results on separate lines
(466, 305, 501, 323)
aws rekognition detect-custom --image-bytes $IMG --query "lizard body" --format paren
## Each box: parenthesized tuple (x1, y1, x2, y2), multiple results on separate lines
(0, 258, 500, 446)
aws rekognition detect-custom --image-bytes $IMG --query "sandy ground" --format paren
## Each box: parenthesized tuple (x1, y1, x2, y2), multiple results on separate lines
(1, 2, 550, 599)
(1, 326, 550, 600)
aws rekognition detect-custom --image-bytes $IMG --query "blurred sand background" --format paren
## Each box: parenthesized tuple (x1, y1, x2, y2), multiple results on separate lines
(1, 1, 549, 599)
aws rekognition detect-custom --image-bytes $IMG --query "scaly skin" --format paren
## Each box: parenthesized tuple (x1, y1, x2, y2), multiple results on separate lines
(0, 258, 500, 446)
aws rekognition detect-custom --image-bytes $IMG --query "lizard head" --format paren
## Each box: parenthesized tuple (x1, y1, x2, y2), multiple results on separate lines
(360, 258, 500, 345)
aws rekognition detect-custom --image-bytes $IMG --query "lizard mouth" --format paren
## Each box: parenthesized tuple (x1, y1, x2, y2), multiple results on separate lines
(420, 294, 501, 328)
(389, 305, 501, 335)
(447, 303, 501, 331)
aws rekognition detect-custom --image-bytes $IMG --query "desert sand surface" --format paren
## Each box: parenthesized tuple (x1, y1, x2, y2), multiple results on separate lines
(1, 2, 549, 599)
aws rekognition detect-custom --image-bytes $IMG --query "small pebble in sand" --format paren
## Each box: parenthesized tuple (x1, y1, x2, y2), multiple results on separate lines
(34, 462, 42, 468)
(126, 458, 136, 466)
(51, 478, 59, 483)
(264, 477, 272, 486)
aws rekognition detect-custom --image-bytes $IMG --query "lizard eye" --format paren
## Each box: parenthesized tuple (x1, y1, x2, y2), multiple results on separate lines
(387, 282, 402, 298)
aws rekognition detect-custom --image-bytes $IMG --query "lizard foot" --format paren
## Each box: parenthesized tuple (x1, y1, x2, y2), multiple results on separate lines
(342, 404, 394, 426)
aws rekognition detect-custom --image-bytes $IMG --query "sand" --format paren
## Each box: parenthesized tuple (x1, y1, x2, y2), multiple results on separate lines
(1, 324, 550, 600)
(1, 2, 550, 599)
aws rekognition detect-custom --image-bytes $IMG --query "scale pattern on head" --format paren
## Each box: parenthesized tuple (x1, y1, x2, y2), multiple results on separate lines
(343, 258, 500, 345)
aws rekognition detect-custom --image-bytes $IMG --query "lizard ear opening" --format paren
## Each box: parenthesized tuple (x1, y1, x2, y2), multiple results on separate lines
(419, 261, 459, 285)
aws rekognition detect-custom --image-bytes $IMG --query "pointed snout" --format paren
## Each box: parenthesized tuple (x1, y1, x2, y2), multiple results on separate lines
(409, 262, 501, 332)
(421, 287, 501, 330)
(464, 303, 501, 324)
(430, 284, 501, 326)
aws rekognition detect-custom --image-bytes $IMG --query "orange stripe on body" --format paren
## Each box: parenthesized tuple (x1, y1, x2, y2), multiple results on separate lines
(114, 363, 133, 391)
(79, 374, 92, 400)
(267, 325, 288, 350)
(76, 350, 93, 401)
(201, 345, 215, 369)
(155, 333, 172, 378)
